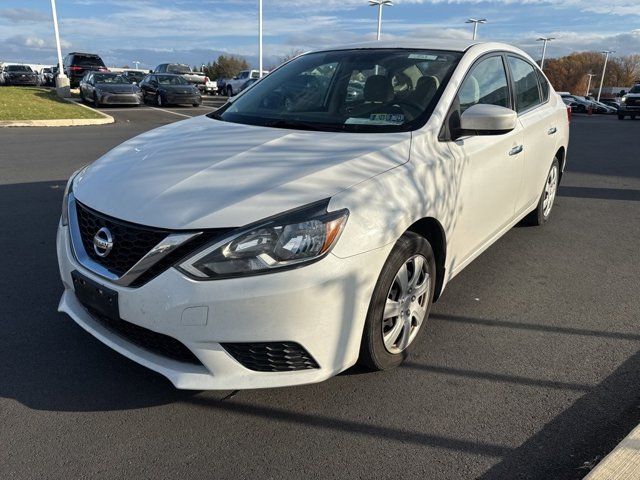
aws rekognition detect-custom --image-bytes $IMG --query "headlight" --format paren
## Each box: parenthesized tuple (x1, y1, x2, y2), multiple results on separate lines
(178, 201, 348, 279)
(61, 167, 87, 226)
(621, 96, 627, 103)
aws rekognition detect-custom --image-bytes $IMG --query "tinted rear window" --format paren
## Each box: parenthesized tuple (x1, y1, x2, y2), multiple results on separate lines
(73, 55, 105, 66)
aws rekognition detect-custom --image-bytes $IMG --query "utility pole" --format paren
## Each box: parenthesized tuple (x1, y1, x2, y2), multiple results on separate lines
(50, 0, 70, 97)
(466, 18, 487, 40)
(597, 50, 615, 102)
(585, 73, 596, 97)
(258, 0, 263, 77)
(369, 0, 393, 41)
(537, 36, 555, 70)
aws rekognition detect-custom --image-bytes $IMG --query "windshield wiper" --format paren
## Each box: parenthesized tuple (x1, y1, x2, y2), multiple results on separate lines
(263, 119, 340, 132)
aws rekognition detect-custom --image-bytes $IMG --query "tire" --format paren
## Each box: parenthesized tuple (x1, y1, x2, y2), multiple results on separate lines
(93, 92, 100, 108)
(79, 89, 85, 102)
(618, 114, 625, 120)
(156, 94, 163, 107)
(192, 103, 199, 107)
(522, 157, 560, 226)
(227, 86, 233, 96)
(359, 232, 436, 371)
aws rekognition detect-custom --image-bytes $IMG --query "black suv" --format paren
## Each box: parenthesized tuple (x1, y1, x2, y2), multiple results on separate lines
(63, 52, 109, 87)
(618, 83, 640, 120)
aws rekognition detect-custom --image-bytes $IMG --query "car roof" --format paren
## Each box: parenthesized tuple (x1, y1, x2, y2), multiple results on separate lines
(310, 39, 527, 56)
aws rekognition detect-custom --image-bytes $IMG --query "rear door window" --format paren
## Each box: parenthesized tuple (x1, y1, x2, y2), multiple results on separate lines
(507, 56, 542, 112)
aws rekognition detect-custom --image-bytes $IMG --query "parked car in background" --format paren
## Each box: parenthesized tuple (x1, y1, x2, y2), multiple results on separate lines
(153, 63, 208, 92)
(79, 72, 142, 107)
(204, 78, 218, 95)
(63, 52, 109, 87)
(560, 93, 612, 114)
(121, 70, 146, 84)
(1, 64, 39, 86)
(618, 83, 640, 120)
(237, 77, 257, 94)
(224, 69, 268, 96)
(601, 99, 621, 110)
(40, 67, 55, 86)
(57, 40, 569, 390)
(139, 73, 202, 106)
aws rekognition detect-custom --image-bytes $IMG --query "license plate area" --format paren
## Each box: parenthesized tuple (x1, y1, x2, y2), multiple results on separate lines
(71, 271, 119, 320)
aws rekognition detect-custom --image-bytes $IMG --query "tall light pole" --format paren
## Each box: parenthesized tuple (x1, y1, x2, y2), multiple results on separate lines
(258, 0, 263, 77)
(369, 0, 393, 41)
(585, 73, 596, 97)
(597, 50, 615, 102)
(49, 0, 69, 97)
(133, 60, 140, 69)
(537, 36, 554, 70)
(466, 18, 487, 40)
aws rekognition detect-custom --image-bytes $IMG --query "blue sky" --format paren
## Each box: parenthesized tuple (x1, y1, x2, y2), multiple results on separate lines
(1, 0, 639, 68)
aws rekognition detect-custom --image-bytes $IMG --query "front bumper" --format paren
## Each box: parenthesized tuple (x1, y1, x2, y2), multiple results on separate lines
(56, 223, 389, 389)
(99, 92, 142, 105)
(165, 93, 201, 105)
(6, 76, 38, 85)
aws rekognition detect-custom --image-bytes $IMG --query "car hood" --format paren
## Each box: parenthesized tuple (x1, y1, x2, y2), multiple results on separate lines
(8, 71, 36, 76)
(95, 83, 137, 93)
(74, 115, 411, 229)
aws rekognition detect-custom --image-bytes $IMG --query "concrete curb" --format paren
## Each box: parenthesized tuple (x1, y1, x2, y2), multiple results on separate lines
(585, 424, 640, 480)
(0, 98, 114, 128)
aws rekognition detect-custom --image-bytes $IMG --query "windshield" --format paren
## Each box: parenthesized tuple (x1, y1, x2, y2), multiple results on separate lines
(629, 85, 640, 94)
(211, 48, 461, 133)
(7, 65, 32, 72)
(167, 65, 191, 74)
(156, 75, 189, 85)
(94, 74, 128, 84)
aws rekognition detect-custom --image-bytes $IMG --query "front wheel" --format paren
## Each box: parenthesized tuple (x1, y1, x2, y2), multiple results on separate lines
(618, 114, 625, 120)
(523, 157, 560, 226)
(93, 93, 100, 108)
(359, 232, 436, 371)
(156, 94, 163, 107)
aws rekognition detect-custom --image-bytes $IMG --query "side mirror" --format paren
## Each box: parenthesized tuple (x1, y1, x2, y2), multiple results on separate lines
(459, 104, 517, 135)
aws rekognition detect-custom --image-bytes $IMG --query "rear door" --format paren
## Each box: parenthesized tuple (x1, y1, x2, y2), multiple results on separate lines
(506, 56, 557, 213)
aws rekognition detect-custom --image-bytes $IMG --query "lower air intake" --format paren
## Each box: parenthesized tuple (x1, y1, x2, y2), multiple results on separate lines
(221, 342, 319, 372)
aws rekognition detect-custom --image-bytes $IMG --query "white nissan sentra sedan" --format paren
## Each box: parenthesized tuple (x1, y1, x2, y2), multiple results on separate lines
(57, 40, 569, 389)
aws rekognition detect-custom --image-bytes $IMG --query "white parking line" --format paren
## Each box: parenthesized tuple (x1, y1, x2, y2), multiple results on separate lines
(147, 107, 194, 118)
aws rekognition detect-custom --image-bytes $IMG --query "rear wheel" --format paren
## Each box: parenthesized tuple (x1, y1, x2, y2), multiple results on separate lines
(523, 157, 560, 226)
(618, 114, 625, 120)
(359, 232, 436, 371)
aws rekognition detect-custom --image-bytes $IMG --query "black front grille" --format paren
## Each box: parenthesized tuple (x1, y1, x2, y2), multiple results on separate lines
(85, 306, 202, 365)
(76, 201, 169, 276)
(222, 342, 319, 372)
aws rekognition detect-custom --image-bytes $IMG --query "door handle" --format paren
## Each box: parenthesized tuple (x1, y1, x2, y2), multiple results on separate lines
(548, 127, 557, 135)
(509, 145, 523, 156)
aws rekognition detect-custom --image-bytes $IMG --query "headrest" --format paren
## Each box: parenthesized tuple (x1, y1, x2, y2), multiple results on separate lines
(416, 76, 438, 92)
(364, 75, 394, 103)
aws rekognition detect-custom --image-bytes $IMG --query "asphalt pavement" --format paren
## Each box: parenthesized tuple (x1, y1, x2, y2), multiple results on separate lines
(1, 112, 639, 480)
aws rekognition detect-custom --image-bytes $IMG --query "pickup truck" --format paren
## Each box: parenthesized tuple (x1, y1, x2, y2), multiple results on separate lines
(153, 63, 208, 92)
(224, 69, 268, 96)
(618, 83, 640, 120)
